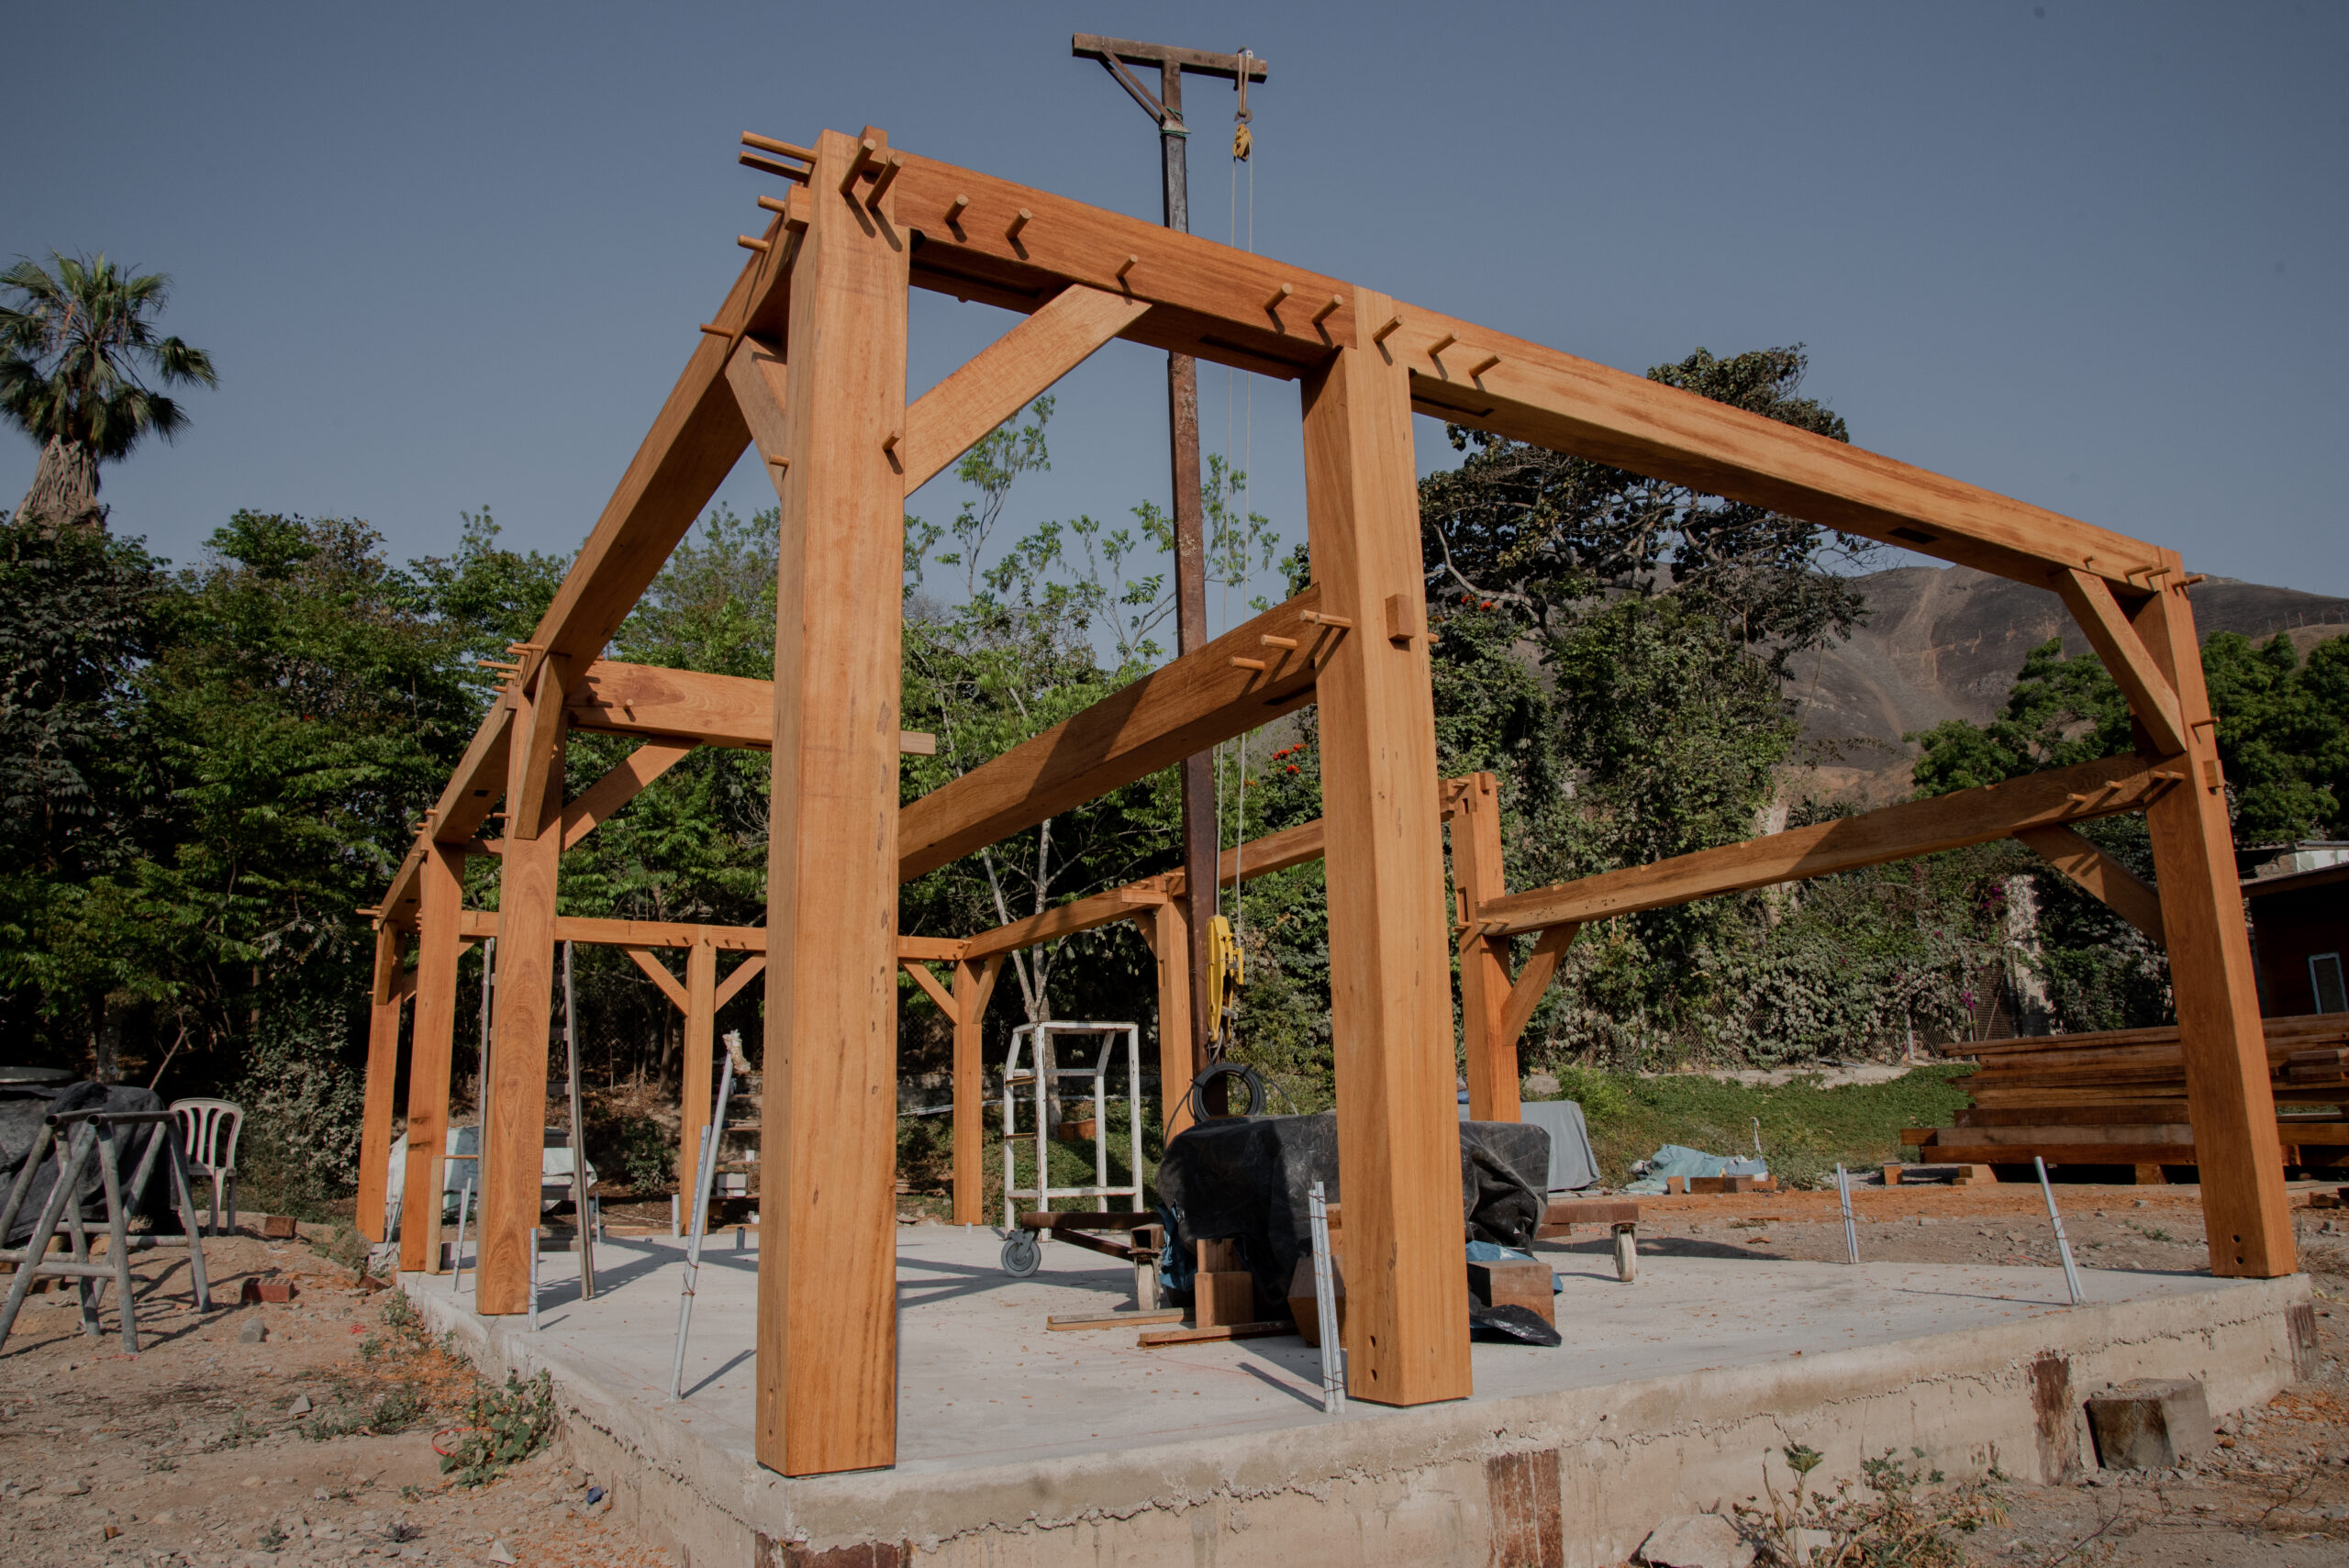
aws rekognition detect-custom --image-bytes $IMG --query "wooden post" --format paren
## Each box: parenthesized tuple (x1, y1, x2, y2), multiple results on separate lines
(2128, 577, 2297, 1277)
(748, 127, 910, 1476)
(1299, 290, 1472, 1406)
(1453, 773, 1520, 1122)
(478, 661, 570, 1314)
(678, 940, 718, 1198)
(356, 926, 407, 1242)
(399, 842, 466, 1273)
(1147, 899, 1197, 1141)
(951, 955, 1004, 1226)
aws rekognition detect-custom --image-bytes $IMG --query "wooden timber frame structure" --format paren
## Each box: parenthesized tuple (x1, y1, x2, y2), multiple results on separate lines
(357, 124, 2296, 1477)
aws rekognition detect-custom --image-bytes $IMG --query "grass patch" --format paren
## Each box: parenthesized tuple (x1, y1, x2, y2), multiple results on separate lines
(1532, 1063, 1976, 1190)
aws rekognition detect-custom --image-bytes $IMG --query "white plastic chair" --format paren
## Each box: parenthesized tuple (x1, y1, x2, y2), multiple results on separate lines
(170, 1098, 244, 1236)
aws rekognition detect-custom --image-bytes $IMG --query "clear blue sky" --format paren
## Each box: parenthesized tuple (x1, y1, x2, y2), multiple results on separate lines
(11, 3, 2345, 630)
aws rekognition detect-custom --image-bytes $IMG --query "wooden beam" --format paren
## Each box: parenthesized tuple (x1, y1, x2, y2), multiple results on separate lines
(2132, 576, 2296, 1278)
(897, 587, 1331, 882)
(1479, 751, 2179, 938)
(752, 127, 909, 1477)
(898, 284, 1149, 494)
(899, 959, 955, 1014)
(566, 659, 930, 755)
(959, 890, 1168, 962)
(678, 941, 718, 1195)
(478, 662, 567, 1315)
(355, 928, 407, 1243)
(378, 700, 515, 929)
(1452, 773, 1518, 1123)
(456, 910, 771, 951)
(398, 843, 465, 1273)
(1300, 290, 1470, 1407)
(896, 935, 964, 962)
(2052, 566, 2189, 757)
(1144, 898, 1195, 1143)
(2014, 824, 2165, 945)
(562, 740, 696, 850)
(1163, 817, 1329, 898)
(625, 947, 691, 1012)
(1496, 924, 1581, 1058)
(715, 953, 766, 1010)
(951, 954, 1005, 1226)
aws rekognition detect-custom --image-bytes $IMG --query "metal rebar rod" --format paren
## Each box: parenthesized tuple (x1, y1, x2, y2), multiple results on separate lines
(1837, 1163, 1860, 1265)
(2035, 1157, 2086, 1306)
(1308, 1180, 1344, 1415)
(527, 1226, 540, 1331)
(671, 1046, 737, 1400)
(451, 1181, 473, 1292)
(563, 940, 596, 1300)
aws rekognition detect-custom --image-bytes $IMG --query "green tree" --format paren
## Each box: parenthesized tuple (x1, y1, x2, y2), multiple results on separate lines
(2, 251, 217, 533)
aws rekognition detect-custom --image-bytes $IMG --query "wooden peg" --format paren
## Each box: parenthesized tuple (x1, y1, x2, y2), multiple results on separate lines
(1118, 254, 1139, 279)
(698, 323, 732, 338)
(738, 152, 812, 183)
(1299, 610, 1354, 630)
(766, 454, 789, 471)
(2178, 573, 2207, 586)
(838, 138, 879, 195)
(476, 658, 522, 673)
(1313, 295, 1343, 326)
(741, 132, 817, 162)
(882, 430, 902, 461)
(1229, 656, 1267, 672)
(947, 194, 970, 225)
(1259, 634, 1298, 650)
(757, 195, 789, 214)
(1430, 332, 1458, 357)
(867, 152, 905, 206)
(1007, 208, 1032, 240)
(1384, 594, 1419, 645)
(1467, 351, 1501, 377)
(737, 235, 772, 252)
(1264, 283, 1293, 312)
(1372, 315, 1403, 344)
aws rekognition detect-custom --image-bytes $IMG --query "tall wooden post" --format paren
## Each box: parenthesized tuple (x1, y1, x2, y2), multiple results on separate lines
(1147, 899, 1197, 1141)
(1453, 773, 1520, 1123)
(2130, 576, 2297, 1277)
(399, 842, 466, 1273)
(745, 127, 909, 1476)
(951, 955, 1003, 1226)
(356, 926, 407, 1242)
(678, 940, 718, 1197)
(478, 662, 570, 1315)
(1299, 291, 1472, 1406)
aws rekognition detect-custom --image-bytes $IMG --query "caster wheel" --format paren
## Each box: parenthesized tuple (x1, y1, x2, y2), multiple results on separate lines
(1001, 1229, 1042, 1277)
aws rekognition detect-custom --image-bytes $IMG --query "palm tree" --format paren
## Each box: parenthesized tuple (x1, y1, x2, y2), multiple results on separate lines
(2, 250, 217, 532)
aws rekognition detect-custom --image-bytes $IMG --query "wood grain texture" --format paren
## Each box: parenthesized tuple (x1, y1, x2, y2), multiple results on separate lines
(2052, 567, 2188, 756)
(477, 662, 567, 1316)
(1497, 924, 1581, 1062)
(561, 740, 695, 850)
(2132, 577, 2297, 1278)
(1301, 293, 1471, 1407)
(511, 656, 572, 840)
(959, 891, 1167, 961)
(678, 942, 718, 1194)
(952, 955, 1005, 1225)
(377, 699, 514, 929)
(1451, 773, 1518, 1122)
(1483, 751, 2176, 937)
(898, 284, 1148, 494)
(569, 662, 772, 749)
(356, 927, 407, 1243)
(751, 128, 909, 1477)
(624, 947, 690, 1011)
(2014, 824, 2165, 944)
(398, 843, 465, 1273)
(457, 909, 767, 950)
(1148, 898, 1196, 1143)
(715, 952, 766, 1010)
(897, 587, 1329, 882)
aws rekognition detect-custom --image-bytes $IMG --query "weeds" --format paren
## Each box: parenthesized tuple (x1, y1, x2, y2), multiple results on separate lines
(1735, 1444, 2007, 1568)
(439, 1370, 558, 1487)
(205, 1411, 266, 1451)
(258, 1523, 288, 1551)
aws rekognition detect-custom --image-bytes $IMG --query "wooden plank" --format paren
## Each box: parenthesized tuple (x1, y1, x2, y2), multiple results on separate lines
(1480, 752, 2176, 938)
(1497, 924, 1581, 1058)
(1165, 817, 1329, 897)
(566, 659, 939, 757)
(625, 947, 690, 1012)
(715, 953, 766, 1010)
(959, 891, 1167, 962)
(1137, 1320, 1294, 1348)
(1145, 898, 1196, 1142)
(398, 843, 465, 1273)
(898, 284, 1149, 494)
(1919, 1142, 2203, 1166)
(899, 959, 955, 1015)
(896, 935, 964, 962)
(2132, 576, 2296, 1278)
(2052, 567, 2189, 757)
(1048, 1308, 1186, 1331)
(752, 128, 909, 1477)
(477, 662, 567, 1315)
(1300, 291, 1470, 1407)
(678, 942, 718, 1195)
(355, 928, 407, 1243)
(1452, 773, 1519, 1122)
(897, 587, 1330, 882)
(952, 954, 1005, 1226)
(561, 740, 696, 850)
(457, 909, 771, 951)
(2014, 824, 2165, 945)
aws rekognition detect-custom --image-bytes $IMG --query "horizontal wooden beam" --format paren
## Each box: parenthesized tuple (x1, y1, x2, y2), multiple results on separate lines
(2014, 823, 2166, 946)
(566, 660, 933, 756)
(1479, 752, 2180, 938)
(454, 909, 964, 962)
(897, 586, 1336, 883)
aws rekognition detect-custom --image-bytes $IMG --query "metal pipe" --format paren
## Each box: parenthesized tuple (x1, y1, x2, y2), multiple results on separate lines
(563, 940, 596, 1300)
(1836, 1163, 1860, 1264)
(2035, 1157, 2086, 1306)
(451, 1180, 473, 1292)
(527, 1226, 540, 1331)
(672, 1040, 738, 1400)
(1308, 1180, 1344, 1415)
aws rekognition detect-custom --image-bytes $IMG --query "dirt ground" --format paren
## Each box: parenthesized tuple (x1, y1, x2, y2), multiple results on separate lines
(3, 1184, 2344, 1567)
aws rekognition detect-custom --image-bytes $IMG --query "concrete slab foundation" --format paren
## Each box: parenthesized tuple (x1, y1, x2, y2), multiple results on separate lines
(404, 1228, 2311, 1568)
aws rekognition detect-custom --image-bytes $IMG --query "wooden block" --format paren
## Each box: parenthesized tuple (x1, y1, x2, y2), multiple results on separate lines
(1881, 1163, 1904, 1187)
(1196, 1237, 1242, 1273)
(1467, 1260, 1554, 1328)
(1047, 1308, 1185, 1331)
(260, 1215, 299, 1240)
(2133, 1163, 2168, 1185)
(1687, 1174, 1773, 1195)
(1286, 1256, 1348, 1349)
(1053, 1118, 1098, 1142)
(1193, 1270, 1255, 1329)
(1955, 1164, 1998, 1187)
(239, 1278, 297, 1305)
(1665, 1176, 1687, 1195)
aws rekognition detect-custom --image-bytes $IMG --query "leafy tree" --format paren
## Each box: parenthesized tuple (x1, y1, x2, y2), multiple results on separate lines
(1, 251, 217, 533)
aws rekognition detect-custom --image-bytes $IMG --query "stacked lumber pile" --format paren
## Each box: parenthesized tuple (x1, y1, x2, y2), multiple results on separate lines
(1904, 1012, 2349, 1173)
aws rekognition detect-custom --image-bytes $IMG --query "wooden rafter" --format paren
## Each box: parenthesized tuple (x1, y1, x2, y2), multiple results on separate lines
(898, 959, 955, 1014)
(625, 947, 691, 1011)
(1478, 752, 2180, 938)
(715, 953, 766, 1010)
(960, 890, 1169, 962)
(2013, 824, 2165, 945)
(561, 740, 696, 850)
(1496, 923, 1581, 1052)
(2051, 565, 2189, 756)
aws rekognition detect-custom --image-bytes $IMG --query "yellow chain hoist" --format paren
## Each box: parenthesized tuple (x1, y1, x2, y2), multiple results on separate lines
(1206, 913, 1245, 1045)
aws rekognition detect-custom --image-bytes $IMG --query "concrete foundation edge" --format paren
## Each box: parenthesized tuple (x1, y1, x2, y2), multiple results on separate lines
(404, 1273, 2313, 1568)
